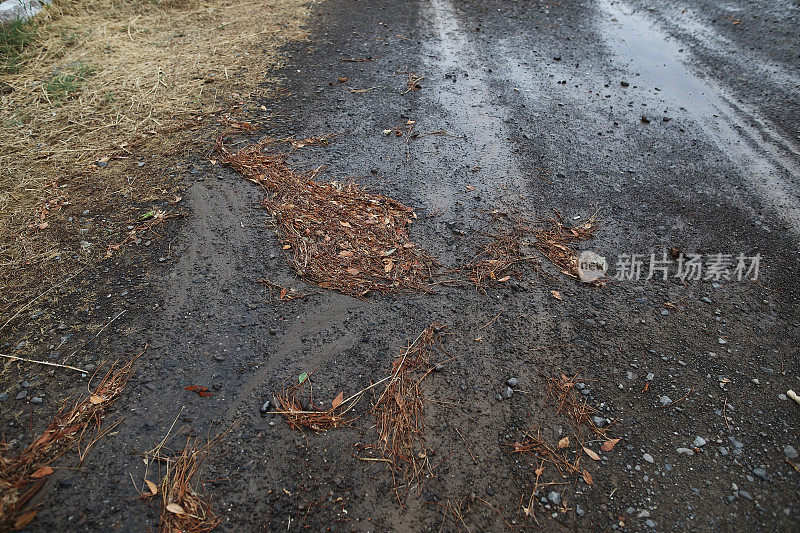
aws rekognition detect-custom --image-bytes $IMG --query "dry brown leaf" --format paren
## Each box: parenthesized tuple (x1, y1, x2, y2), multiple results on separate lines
(339, 221, 352, 228)
(497, 275, 511, 282)
(550, 290, 562, 300)
(144, 479, 158, 495)
(31, 465, 54, 478)
(89, 395, 106, 405)
(582, 469, 594, 485)
(583, 446, 601, 461)
(601, 438, 621, 452)
(557, 437, 570, 449)
(384, 260, 394, 272)
(332, 391, 344, 409)
(166, 503, 185, 515)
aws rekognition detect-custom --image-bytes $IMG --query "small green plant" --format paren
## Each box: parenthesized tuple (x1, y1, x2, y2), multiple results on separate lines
(0, 19, 37, 73)
(44, 62, 97, 100)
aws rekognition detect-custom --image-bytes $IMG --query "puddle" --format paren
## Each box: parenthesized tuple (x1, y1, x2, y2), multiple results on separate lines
(597, 0, 800, 236)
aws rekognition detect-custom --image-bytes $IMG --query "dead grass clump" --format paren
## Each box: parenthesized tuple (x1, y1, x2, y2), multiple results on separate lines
(533, 212, 599, 279)
(373, 324, 444, 502)
(0, 0, 309, 325)
(156, 438, 221, 533)
(219, 138, 438, 297)
(0, 354, 137, 529)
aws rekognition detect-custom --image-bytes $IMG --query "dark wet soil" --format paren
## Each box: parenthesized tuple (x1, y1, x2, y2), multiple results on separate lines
(3, 0, 800, 531)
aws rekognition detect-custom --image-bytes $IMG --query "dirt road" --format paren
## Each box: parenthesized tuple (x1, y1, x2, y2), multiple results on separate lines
(5, 0, 800, 530)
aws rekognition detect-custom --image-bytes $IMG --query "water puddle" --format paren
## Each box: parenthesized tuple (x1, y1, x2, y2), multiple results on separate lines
(597, 0, 800, 235)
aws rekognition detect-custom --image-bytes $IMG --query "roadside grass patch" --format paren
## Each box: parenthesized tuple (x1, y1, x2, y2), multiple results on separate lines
(44, 61, 96, 99)
(0, 19, 37, 73)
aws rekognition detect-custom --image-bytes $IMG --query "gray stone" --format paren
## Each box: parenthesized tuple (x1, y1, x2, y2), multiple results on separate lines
(576, 504, 585, 517)
(260, 400, 271, 414)
(31, 397, 43, 404)
(677, 447, 694, 456)
(693, 436, 707, 448)
(548, 491, 561, 505)
(507, 377, 518, 387)
(739, 490, 753, 500)
(646, 372, 654, 381)
(659, 396, 671, 405)
(503, 387, 513, 399)
(15, 390, 27, 400)
(0, 393, 8, 402)
(645, 519, 656, 528)
(753, 467, 767, 480)
(643, 453, 654, 463)
(784, 445, 798, 460)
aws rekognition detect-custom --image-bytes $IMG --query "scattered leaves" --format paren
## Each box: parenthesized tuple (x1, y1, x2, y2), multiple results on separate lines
(601, 438, 621, 452)
(583, 446, 601, 461)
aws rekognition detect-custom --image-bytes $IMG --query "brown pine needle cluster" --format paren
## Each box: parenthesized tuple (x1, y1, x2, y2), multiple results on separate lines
(273, 375, 355, 432)
(533, 212, 599, 279)
(464, 215, 538, 290)
(373, 324, 444, 502)
(218, 138, 437, 297)
(157, 438, 221, 533)
(0, 355, 137, 530)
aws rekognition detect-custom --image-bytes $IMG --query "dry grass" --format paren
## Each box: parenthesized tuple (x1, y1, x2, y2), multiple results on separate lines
(0, 354, 138, 529)
(219, 137, 438, 297)
(533, 211, 599, 279)
(0, 0, 310, 323)
(463, 213, 538, 290)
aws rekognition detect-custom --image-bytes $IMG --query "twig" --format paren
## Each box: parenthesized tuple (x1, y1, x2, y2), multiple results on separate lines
(0, 353, 88, 373)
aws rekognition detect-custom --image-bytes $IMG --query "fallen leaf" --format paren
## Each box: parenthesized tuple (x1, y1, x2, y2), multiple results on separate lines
(31, 465, 54, 478)
(550, 290, 562, 300)
(498, 275, 510, 282)
(339, 250, 354, 257)
(14, 510, 36, 529)
(166, 503, 185, 515)
(332, 391, 344, 409)
(339, 221, 352, 228)
(601, 438, 621, 452)
(282, 244, 291, 249)
(298, 372, 309, 384)
(89, 395, 106, 405)
(145, 479, 158, 495)
(380, 248, 396, 256)
(384, 260, 394, 272)
(583, 446, 601, 461)
(557, 437, 570, 449)
(582, 469, 594, 485)
(185, 385, 213, 397)
(338, 76, 348, 83)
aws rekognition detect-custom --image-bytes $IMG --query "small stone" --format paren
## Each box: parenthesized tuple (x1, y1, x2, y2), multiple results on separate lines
(503, 387, 513, 399)
(626, 507, 635, 515)
(548, 491, 561, 505)
(507, 377, 518, 387)
(784, 445, 798, 460)
(753, 467, 767, 480)
(738, 490, 753, 500)
(620, 80, 630, 87)
(677, 447, 694, 456)
(645, 519, 656, 528)
(576, 504, 585, 517)
(638, 510, 650, 518)
(693, 436, 707, 448)
(31, 397, 43, 404)
(646, 372, 654, 381)
(641, 115, 651, 124)
(718, 337, 727, 345)
(15, 390, 27, 400)
(0, 393, 8, 402)
(659, 396, 671, 405)
(593, 416, 608, 428)
(643, 453, 654, 463)
(260, 400, 271, 414)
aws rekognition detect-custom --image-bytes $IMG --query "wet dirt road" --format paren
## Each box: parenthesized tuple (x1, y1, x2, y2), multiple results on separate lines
(27, 0, 800, 530)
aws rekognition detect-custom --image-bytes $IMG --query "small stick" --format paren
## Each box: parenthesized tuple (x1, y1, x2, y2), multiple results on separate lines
(477, 309, 504, 331)
(454, 427, 478, 465)
(0, 353, 88, 373)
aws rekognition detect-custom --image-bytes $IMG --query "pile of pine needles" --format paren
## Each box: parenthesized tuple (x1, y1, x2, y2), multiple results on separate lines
(272, 373, 356, 432)
(373, 324, 445, 502)
(462, 214, 538, 290)
(156, 438, 221, 533)
(0, 354, 137, 529)
(219, 138, 437, 297)
(533, 211, 599, 280)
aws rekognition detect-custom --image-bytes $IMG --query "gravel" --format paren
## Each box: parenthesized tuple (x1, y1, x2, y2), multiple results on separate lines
(548, 491, 561, 505)
(507, 377, 518, 387)
(659, 395, 671, 405)
(693, 436, 707, 448)
(784, 445, 798, 460)
(643, 453, 654, 463)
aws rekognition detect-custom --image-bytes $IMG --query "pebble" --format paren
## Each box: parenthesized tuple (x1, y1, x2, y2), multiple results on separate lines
(739, 490, 753, 500)
(753, 467, 767, 480)
(503, 387, 513, 399)
(646, 373, 654, 381)
(784, 445, 798, 460)
(645, 519, 656, 528)
(638, 510, 650, 518)
(507, 377, 518, 387)
(659, 395, 671, 405)
(593, 416, 608, 428)
(15, 390, 27, 400)
(576, 504, 585, 517)
(260, 400, 271, 414)
(0, 393, 7, 402)
(693, 436, 707, 448)
(548, 491, 561, 505)
(31, 397, 43, 404)
(643, 453, 654, 463)
(677, 447, 694, 456)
